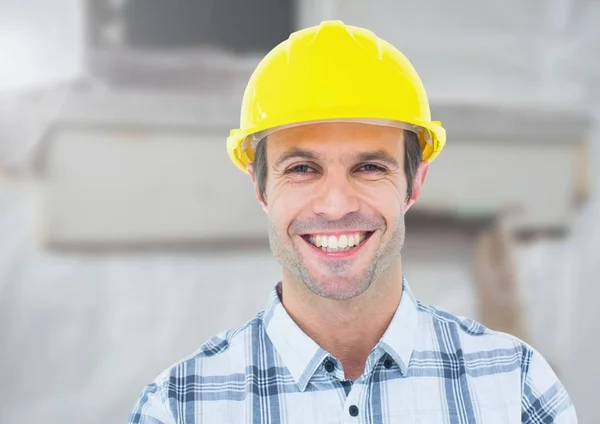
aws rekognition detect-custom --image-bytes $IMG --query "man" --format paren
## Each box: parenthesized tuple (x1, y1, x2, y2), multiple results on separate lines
(129, 20, 576, 423)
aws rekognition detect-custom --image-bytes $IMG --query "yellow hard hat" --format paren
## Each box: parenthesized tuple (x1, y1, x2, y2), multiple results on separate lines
(227, 20, 446, 173)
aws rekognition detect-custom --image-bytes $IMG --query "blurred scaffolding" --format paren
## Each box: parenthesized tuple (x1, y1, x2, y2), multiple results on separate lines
(1, 0, 599, 423)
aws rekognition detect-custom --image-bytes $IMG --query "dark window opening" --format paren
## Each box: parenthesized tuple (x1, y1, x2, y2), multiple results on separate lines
(88, 0, 294, 54)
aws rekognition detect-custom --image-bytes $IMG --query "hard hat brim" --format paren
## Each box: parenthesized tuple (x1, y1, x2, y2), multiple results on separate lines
(227, 118, 446, 174)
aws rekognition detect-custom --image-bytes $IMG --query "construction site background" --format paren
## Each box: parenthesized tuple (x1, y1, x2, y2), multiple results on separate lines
(1, 1, 599, 422)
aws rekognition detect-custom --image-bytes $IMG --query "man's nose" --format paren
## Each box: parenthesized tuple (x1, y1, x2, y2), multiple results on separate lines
(312, 171, 360, 221)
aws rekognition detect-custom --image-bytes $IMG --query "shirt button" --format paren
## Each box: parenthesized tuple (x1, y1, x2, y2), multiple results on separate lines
(324, 359, 335, 373)
(384, 358, 393, 369)
(349, 405, 359, 417)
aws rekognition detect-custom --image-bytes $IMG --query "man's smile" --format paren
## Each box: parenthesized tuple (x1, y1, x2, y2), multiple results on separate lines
(299, 231, 376, 257)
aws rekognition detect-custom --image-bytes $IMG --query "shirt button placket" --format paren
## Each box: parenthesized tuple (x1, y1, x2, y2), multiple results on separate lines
(344, 381, 361, 422)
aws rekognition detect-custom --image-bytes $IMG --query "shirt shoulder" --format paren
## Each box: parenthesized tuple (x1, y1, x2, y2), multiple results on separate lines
(414, 302, 577, 422)
(127, 313, 266, 424)
(416, 300, 527, 352)
(167, 311, 264, 376)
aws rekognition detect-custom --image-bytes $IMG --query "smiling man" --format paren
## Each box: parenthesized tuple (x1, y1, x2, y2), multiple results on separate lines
(128, 21, 576, 423)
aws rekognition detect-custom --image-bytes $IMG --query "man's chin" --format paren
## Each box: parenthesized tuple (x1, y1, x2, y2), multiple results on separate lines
(302, 276, 368, 301)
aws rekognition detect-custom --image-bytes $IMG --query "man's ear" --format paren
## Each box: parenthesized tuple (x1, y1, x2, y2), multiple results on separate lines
(405, 161, 429, 212)
(247, 163, 268, 214)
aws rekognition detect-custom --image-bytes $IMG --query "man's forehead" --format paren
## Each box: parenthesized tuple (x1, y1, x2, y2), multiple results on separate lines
(268, 122, 405, 143)
(266, 122, 406, 158)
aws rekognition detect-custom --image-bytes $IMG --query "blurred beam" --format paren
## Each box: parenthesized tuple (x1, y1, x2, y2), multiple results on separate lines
(34, 93, 589, 248)
(42, 236, 271, 255)
(405, 210, 494, 235)
(48, 90, 592, 142)
(473, 218, 528, 340)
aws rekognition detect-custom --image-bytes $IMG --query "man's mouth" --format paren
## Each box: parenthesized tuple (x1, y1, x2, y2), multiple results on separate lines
(300, 231, 374, 253)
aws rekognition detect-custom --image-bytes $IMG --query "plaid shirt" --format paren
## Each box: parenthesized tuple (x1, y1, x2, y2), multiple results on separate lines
(128, 279, 576, 423)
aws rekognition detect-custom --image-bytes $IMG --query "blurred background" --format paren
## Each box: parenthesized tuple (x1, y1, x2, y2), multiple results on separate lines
(0, 0, 599, 422)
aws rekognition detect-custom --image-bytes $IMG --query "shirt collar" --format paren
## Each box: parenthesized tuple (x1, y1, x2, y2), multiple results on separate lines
(263, 284, 329, 391)
(262, 277, 419, 390)
(377, 276, 419, 376)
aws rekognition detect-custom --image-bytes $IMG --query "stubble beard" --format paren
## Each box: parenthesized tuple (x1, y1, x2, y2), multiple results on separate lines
(268, 215, 405, 301)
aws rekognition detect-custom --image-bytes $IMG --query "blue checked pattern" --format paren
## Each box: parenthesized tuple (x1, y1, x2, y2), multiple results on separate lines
(128, 279, 576, 423)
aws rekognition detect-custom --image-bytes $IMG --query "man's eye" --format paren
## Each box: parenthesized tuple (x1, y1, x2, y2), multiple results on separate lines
(287, 164, 315, 174)
(356, 163, 386, 173)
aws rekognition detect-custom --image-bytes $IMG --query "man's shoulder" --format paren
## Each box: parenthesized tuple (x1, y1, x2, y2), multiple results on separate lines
(151, 312, 265, 387)
(415, 300, 531, 357)
(414, 301, 576, 421)
(127, 313, 267, 423)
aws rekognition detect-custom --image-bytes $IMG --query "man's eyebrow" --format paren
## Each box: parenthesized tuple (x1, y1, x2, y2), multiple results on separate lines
(354, 150, 400, 168)
(274, 148, 321, 168)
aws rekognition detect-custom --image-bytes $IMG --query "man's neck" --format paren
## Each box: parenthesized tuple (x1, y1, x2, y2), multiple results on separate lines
(280, 263, 403, 381)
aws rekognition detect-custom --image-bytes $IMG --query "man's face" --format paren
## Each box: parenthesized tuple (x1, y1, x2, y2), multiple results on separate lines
(254, 122, 422, 300)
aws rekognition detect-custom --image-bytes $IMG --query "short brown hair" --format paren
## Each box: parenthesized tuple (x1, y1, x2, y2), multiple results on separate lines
(252, 130, 422, 203)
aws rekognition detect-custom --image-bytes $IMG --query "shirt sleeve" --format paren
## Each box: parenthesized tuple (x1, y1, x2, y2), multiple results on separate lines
(521, 345, 577, 423)
(127, 377, 176, 424)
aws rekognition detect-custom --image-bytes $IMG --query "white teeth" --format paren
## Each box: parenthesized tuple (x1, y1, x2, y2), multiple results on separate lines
(338, 235, 348, 248)
(328, 235, 338, 249)
(307, 232, 370, 251)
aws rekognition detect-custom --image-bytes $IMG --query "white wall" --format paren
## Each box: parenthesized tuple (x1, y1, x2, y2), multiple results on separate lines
(560, 120, 600, 424)
(0, 0, 83, 90)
